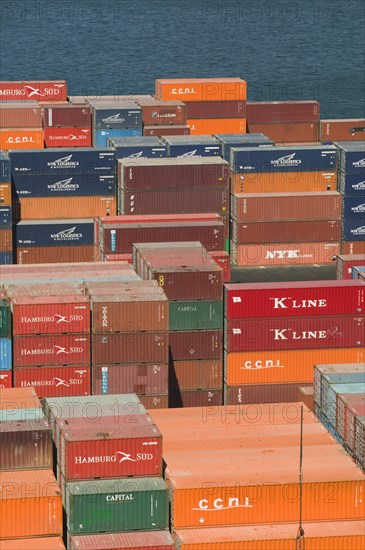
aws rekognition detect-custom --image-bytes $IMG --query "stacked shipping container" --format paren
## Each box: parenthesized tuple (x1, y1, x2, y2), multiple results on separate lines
(90, 101, 142, 147)
(320, 119, 365, 142)
(224, 280, 365, 404)
(43, 103, 92, 148)
(336, 254, 365, 279)
(0, 152, 12, 264)
(0, 294, 12, 378)
(107, 135, 168, 159)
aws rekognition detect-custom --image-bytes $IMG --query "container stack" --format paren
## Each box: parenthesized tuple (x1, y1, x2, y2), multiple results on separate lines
(229, 144, 341, 267)
(313, 362, 365, 472)
(246, 100, 320, 143)
(150, 403, 365, 547)
(320, 118, 365, 142)
(161, 135, 222, 158)
(133, 242, 224, 407)
(336, 141, 365, 255)
(90, 101, 143, 147)
(336, 253, 365, 279)
(0, 387, 64, 547)
(42, 103, 92, 148)
(0, 151, 12, 264)
(215, 132, 274, 160)
(155, 77, 247, 135)
(0, 293, 12, 387)
(224, 280, 365, 405)
(137, 95, 190, 137)
(0, 101, 44, 151)
(107, 135, 168, 159)
(353, 265, 365, 280)
(86, 280, 170, 408)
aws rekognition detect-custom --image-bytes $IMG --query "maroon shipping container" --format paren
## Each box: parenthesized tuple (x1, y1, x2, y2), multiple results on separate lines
(320, 119, 365, 141)
(231, 192, 342, 223)
(0, 103, 43, 128)
(137, 98, 186, 126)
(0, 80, 67, 101)
(103, 253, 133, 263)
(169, 330, 223, 360)
(92, 363, 168, 395)
(0, 229, 12, 252)
(60, 422, 162, 481)
(91, 294, 168, 333)
(225, 382, 313, 405)
(247, 122, 319, 142)
(0, 418, 52, 471)
(69, 531, 175, 549)
(144, 125, 190, 136)
(225, 315, 364, 352)
(246, 101, 320, 123)
(336, 254, 365, 280)
(0, 372, 12, 389)
(342, 241, 365, 255)
(11, 295, 90, 335)
(42, 105, 91, 127)
(100, 221, 225, 254)
(170, 389, 223, 408)
(92, 332, 168, 364)
(16, 245, 96, 264)
(224, 280, 365, 319)
(139, 394, 169, 409)
(232, 219, 341, 244)
(44, 127, 92, 148)
(13, 366, 90, 398)
(185, 100, 246, 119)
(118, 157, 229, 191)
(120, 187, 228, 215)
(170, 360, 223, 390)
(13, 334, 91, 367)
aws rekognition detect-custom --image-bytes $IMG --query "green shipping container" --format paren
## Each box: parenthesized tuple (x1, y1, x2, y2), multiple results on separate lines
(169, 300, 223, 331)
(225, 239, 230, 253)
(0, 300, 11, 338)
(65, 477, 169, 535)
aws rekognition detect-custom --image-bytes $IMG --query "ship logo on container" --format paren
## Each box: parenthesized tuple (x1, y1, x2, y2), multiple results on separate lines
(177, 150, 200, 158)
(152, 111, 176, 118)
(353, 181, 365, 189)
(48, 178, 79, 191)
(351, 204, 365, 213)
(127, 151, 144, 159)
(193, 497, 253, 513)
(271, 153, 302, 167)
(47, 155, 80, 168)
(54, 314, 72, 324)
(54, 346, 70, 355)
(266, 250, 300, 259)
(351, 225, 365, 235)
(102, 113, 125, 123)
(53, 378, 70, 387)
(353, 158, 365, 168)
(50, 227, 83, 241)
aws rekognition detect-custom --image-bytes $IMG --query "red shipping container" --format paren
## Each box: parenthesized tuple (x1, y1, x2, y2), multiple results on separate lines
(247, 122, 319, 142)
(69, 531, 175, 549)
(92, 332, 168, 364)
(0, 372, 12, 389)
(42, 105, 91, 127)
(13, 334, 91, 367)
(92, 363, 168, 395)
(60, 421, 162, 480)
(231, 241, 340, 266)
(44, 127, 92, 147)
(144, 125, 190, 136)
(104, 253, 133, 263)
(209, 251, 231, 282)
(232, 219, 341, 244)
(11, 295, 90, 335)
(13, 365, 90, 398)
(342, 241, 365, 255)
(224, 280, 365, 319)
(0, 80, 67, 101)
(137, 98, 186, 126)
(320, 119, 365, 141)
(169, 330, 223, 360)
(246, 101, 320, 123)
(0, 103, 43, 128)
(139, 394, 169, 409)
(336, 254, 365, 279)
(185, 100, 246, 119)
(170, 389, 223, 408)
(225, 315, 364, 352)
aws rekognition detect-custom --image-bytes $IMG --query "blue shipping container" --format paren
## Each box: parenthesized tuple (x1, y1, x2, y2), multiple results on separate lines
(92, 103, 142, 129)
(339, 173, 365, 196)
(342, 197, 365, 219)
(0, 206, 12, 228)
(230, 145, 337, 173)
(342, 218, 365, 241)
(0, 252, 13, 264)
(15, 219, 95, 248)
(107, 136, 162, 146)
(9, 148, 116, 175)
(112, 144, 167, 159)
(0, 338, 12, 371)
(12, 173, 116, 198)
(215, 133, 274, 160)
(336, 142, 365, 174)
(352, 266, 365, 279)
(0, 151, 10, 183)
(94, 129, 143, 148)
(162, 136, 222, 157)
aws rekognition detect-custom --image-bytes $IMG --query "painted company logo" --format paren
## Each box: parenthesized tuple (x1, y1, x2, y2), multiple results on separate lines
(106, 493, 134, 502)
(102, 306, 108, 328)
(177, 150, 200, 158)
(351, 225, 365, 235)
(75, 451, 153, 464)
(194, 497, 253, 512)
(152, 111, 176, 118)
(102, 113, 125, 123)
(171, 87, 197, 95)
(265, 250, 300, 260)
(20, 345, 83, 356)
(353, 181, 365, 189)
(21, 377, 83, 388)
(271, 153, 302, 167)
(20, 314, 82, 324)
(272, 297, 327, 309)
(50, 227, 83, 241)
(127, 151, 144, 159)
(353, 158, 365, 168)
(351, 204, 365, 213)
(48, 177, 79, 191)
(272, 329, 333, 341)
(6, 136, 36, 144)
(47, 155, 80, 168)
(243, 360, 284, 370)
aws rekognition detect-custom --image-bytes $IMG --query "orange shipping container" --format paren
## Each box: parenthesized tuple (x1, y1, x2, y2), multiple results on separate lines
(320, 119, 365, 141)
(225, 348, 365, 385)
(231, 171, 337, 194)
(15, 196, 116, 220)
(0, 469, 62, 539)
(247, 122, 319, 143)
(0, 129, 44, 150)
(297, 386, 314, 412)
(156, 78, 247, 102)
(231, 241, 340, 266)
(342, 241, 365, 255)
(175, 520, 365, 550)
(188, 118, 246, 135)
(0, 183, 11, 206)
(0, 537, 66, 549)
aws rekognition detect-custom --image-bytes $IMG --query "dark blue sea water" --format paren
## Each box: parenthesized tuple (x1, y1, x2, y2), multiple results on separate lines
(1, 0, 364, 118)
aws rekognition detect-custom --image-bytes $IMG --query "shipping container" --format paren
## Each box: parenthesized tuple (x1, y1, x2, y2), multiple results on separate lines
(0, 102, 43, 128)
(13, 173, 116, 198)
(69, 530, 174, 550)
(137, 97, 187, 126)
(298, 386, 314, 411)
(0, 338, 12, 370)
(169, 300, 223, 331)
(169, 330, 222, 360)
(215, 133, 273, 160)
(231, 192, 342, 222)
(188, 118, 246, 135)
(0, 206, 12, 228)
(161, 136, 222, 157)
(170, 389, 223, 408)
(225, 382, 313, 405)
(0, 418, 52, 470)
(0, 151, 10, 182)
(246, 101, 320, 123)
(343, 197, 365, 220)
(336, 254, 365, 279)
(65, 476, 169, 534)
(336, 142, 365, 174)
(45, 127, 92, 148)
(231, 241, 340, 266)
(139, 394, 169, 409)
(322, 382, 365, 427)
(0, 469, 62, 539)
(15, 195, 116, 220)
(209, 251, 230, 282)
(0, 229, 12, 252)
(0, 128, 44, 150)
(144, 125, 190, 136)
(0, 371, 12, 389)
(13, 365, 91, 398)
(109, 142, 168, 159)
(354, 415, 365, 470)
(4, 283, 83, 298)
(170, 360, 222, 390)
(321, 119, 365, 141)
(185, 101, 246, 119)
(232, 219, 341, 244)
(247, 122, 319, 143)
(224, 280, 365, 319)
(339, 172, 365, 197)
(0, 387, 41, 409)
(0, 80, 67, 101)
(92, 103, 142, 129)
(92, 332, 168, 364)
(43, 104, 91, 127)
(0, 252, 13, 264)
(9, 148, 116, 175)
(0, 182, 11, 205)
(225, 315, 364, 352)
(230, 170, 338, 194)
(156, 78, 247, 102)
(16, 245, 96, 264)
(313, 362, 364, 406)
(225, 348, 365, 386)
(93, 129, 143, 147)
(13, 333, 91, 367)
(0, 537, 66, 549)
(92, 363, 168, 396)
(353, 266, 365, 279)
(342, 241, 365, 255)
(343, 218, 365, 241)
(337, 394, 365, 450)
(230, 145, 337, 173)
